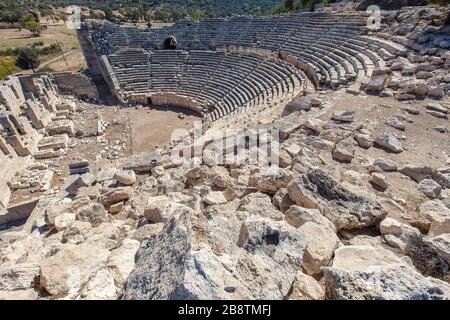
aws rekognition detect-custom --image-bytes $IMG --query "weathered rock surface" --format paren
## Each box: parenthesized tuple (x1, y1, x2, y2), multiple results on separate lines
(287, 169, 387, 230)
(39, 243, 111, 297)
(289, 271, 325, 300)
(298, 222, 340, 275)
(98, 187, 132, 207)
(144, 196, 193, 223)
(0, 263, 40, 291)
(123, 151, 161, 172)
(332, 140, 355, 162)
(324, 245, 450, 300)
(122, 213, 307, 300)
(324, 265, 450, 300)
(248, 167, 292, 193)
(237, 192, 284, 221)
(114, 170, 137, 186)
(418, 179, 442, 199)
(374, 132, 403, 153)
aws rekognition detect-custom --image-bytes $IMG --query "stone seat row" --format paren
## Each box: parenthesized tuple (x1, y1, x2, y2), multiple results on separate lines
(94, 14, 404, 89)
(107, 49, 305, 120)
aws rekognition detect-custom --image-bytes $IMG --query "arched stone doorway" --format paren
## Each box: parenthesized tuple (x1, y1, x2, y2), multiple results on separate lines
(163, 36, 177, 50)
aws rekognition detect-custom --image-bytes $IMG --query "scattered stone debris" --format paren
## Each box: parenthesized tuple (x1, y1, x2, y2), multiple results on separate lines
(0, 3, 449, 302)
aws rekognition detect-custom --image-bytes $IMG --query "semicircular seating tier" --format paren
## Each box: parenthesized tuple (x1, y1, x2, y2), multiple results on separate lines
(106, 49, 307, 122)
(84, 11, 407, 121)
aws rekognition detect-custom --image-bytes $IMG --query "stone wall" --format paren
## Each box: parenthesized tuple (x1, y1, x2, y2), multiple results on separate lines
(130, 92, 205, 116)
(52, 72, 99, 100)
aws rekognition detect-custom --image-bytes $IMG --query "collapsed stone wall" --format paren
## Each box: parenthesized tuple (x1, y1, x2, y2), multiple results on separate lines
(0, 74, 79, 212)
(52, 73, 99, 100)
(0, 4, 448, 301)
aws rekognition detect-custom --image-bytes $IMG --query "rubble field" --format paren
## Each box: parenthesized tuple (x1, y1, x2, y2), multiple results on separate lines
(0, 4, 449, 300)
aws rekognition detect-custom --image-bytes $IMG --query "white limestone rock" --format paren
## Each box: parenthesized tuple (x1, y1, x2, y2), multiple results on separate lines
(39, 243, 111, 297)
(298, 222, 340, 275)
(54, 212, 76, 232)
(418, 179, 442, 199)
(289, 271, 324, 300)
(375, 132, 403, 153)
(114, 170, 136, 186)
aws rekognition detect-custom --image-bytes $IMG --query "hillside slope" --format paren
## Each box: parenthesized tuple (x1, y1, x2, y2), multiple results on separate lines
(43, 0, 281, 17)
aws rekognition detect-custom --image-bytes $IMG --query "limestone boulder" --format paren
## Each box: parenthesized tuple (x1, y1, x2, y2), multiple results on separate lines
(96, 168, 118, 184)
(0, 263, 40, 291)
(123, 151, 161, 173)
(372, 158, 398, 172)
(324, 244, 450, 299)
(237, 192, 284, 221)
(98, 187, 133, 207)
(144, 196, 193, 223)
(79, 269, 117, 300)
(385, 116, 405, 131)
(370, 173, 388, 190)
(123, 213, 307, 300)
(62, 221, 92, 245)
(203, 191, 228, 205)
(114, 170, 136, 186)
(298, 222, 340, 275)
(0, 289, 38, 300)
(289, 271, 324, 300)
(107, 239, 140, 283)
(354, 133, 373, 149)
(332, 245, 407, 272)
(399, 165, 435, 183)
(39, 243, 111, 297)
(374, 132, 403, 153)
(418, 179, 442, 199)
(273, 188, 295, 213)
(418, 200, 450, 236)
(285, 205, 335, 230)
(287, 168, 387, 230)
(332, 140, 355, 163)
(324, 264, 450, 300)
(76, 202, 108, 227)
(54, 212, 76, 232)
(131, 223, 164, 243)
(424, 233, 450, 265)
(248, 167, 293, 194)
(331, 111, 355, 123)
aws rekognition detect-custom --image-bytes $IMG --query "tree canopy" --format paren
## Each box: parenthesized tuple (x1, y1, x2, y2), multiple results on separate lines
(15, 48, 40, 72)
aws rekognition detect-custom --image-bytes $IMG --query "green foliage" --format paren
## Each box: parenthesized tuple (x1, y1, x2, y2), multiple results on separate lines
(25, 20, 45, 37)
(103, 6, 115, 22)
(284, 0, 295, 11)
(15, 47, 40, 72)
(37, 66, 55, 73)
(271, 5, 288, 14)
(1, 43, 58, 57)
(152, 7, 187, 23)
(31, 41, 44, 48)
(426, 0, 449, 6)
(0, 56, 22, 79)
(0, 10, 22, 25)
(20, 0, 281, 20)
(190, 9, 205, 21)
(18, 12, 44, 37)
(89, 10, 105, 20)
(56, 12, 68, 22)
(124, 7, 140, 22)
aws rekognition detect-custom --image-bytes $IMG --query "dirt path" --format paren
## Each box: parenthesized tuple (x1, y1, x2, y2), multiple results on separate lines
(39, 50, 77, 68)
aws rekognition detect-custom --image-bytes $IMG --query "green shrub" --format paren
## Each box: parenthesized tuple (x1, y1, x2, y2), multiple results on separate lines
(15, 47, 39, 72)
(38, 66, 55, 73)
